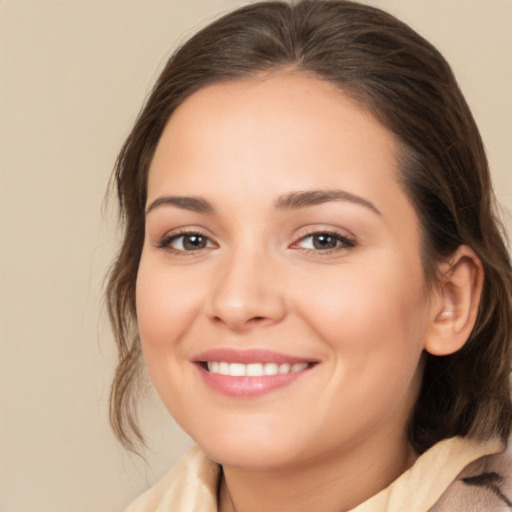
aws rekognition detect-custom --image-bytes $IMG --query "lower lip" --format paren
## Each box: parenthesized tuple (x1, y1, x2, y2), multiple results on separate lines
(196, 365, 312, 398)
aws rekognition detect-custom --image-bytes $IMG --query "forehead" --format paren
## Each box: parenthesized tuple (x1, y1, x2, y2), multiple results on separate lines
(147, 73, 405, 214)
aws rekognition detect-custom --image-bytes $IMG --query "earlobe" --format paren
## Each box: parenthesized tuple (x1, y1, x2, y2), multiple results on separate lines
(424, 245, 484, 356)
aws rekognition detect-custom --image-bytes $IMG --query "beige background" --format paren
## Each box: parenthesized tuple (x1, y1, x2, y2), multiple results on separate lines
(1, 1, 511, 511)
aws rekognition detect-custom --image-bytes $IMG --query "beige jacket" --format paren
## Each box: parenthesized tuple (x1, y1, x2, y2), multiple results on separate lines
(126, 437, 510, 511)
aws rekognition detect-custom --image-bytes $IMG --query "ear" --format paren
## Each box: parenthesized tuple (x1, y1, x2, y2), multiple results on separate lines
(424, 245, 484, 356)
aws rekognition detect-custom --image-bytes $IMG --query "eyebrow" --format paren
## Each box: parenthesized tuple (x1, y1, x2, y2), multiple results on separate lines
(274, 190, 381, 215)
(145, 189, 380, 216)
(146, 196, 214, 215)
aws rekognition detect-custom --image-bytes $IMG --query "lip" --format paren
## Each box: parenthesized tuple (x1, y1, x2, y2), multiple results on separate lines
(193, 348, 317, 398)
(193, 348, 312, 365)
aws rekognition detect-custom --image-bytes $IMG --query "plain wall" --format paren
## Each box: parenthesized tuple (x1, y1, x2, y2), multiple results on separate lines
(1, 1, 511, 511)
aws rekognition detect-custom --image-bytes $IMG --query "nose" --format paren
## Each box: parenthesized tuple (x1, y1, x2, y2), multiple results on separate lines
(206, 247, 287, 332)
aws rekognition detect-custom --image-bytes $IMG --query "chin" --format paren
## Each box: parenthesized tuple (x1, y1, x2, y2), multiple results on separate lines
(193, 428, 306, 470)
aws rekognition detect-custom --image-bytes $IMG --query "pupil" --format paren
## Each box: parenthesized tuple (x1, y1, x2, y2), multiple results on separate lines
(184, 235, 205, 250)
(313, 234, 337, 250)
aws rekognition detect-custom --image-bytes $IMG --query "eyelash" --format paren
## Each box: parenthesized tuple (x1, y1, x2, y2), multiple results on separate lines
(292, 230, 356, 255)
(157, 229, 215, 254)
(156, 229, 356, 255)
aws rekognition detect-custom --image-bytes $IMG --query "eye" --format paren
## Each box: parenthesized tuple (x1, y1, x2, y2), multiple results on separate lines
(158, 231, 215, 252)
(293, 231, 356, 252)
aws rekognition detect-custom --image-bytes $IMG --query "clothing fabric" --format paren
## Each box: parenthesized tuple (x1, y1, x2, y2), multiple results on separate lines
(126, 437, 510, 511)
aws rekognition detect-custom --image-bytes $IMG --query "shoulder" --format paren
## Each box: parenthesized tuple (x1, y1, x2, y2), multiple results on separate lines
(125, 445, 220, 512)
(430, 440, 512, 511)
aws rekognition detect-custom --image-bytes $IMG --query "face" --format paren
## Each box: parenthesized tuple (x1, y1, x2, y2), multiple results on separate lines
(136, 73, 434, 470)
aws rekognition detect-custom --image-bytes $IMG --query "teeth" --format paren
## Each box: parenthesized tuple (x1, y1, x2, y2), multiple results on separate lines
(247, 363, 263, 376)
(219, 362, 230, 375)
(230, 363, 246, 376)
(264, 363, 279, 375)
(206, 361, 308, 376)
(279, 363, 290, 373)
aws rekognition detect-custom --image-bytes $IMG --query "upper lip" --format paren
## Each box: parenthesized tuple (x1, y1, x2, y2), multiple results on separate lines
(193, 348, 315, 365)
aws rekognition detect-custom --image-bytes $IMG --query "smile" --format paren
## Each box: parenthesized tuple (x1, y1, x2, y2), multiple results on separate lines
(194, 349, 316, 397)
(206, 361, 309, 376)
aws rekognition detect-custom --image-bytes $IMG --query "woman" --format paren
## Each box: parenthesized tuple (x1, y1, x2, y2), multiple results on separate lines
(106, 1, 512, 510)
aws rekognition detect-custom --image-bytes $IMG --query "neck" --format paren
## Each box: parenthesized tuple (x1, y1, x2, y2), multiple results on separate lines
(218, 434, 417, 512)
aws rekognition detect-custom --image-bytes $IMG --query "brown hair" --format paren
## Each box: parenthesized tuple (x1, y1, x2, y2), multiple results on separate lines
(106, 0, 512, 452)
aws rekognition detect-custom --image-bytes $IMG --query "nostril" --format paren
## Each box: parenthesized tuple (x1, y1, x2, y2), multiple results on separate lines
(210, 314, 269, 330)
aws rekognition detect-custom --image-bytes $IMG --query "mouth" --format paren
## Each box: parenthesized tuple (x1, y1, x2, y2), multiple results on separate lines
(193, 349, 317, 397)
(203, 361, 311, 376)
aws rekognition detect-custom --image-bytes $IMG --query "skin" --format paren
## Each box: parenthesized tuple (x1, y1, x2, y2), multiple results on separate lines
(136, 73, 481, 511)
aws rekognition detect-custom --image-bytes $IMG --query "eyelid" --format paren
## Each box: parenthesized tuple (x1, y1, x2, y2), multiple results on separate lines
(155, 227, 218, 254)
(152, 225, 356, 256)
(290, 227, 357, 254)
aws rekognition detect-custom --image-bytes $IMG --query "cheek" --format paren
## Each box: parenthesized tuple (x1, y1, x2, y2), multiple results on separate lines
(304, 262, 429, 422)
(135, 256, 201, 355)
(294, 257, 430, 368)
(135, 256, 206, 416)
